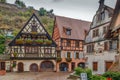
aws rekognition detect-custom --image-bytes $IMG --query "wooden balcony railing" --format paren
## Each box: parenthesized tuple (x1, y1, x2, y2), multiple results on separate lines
(0, 54, 10, 60)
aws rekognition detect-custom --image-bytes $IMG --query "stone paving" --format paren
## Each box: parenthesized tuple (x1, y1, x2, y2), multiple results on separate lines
(0, 72, 71, 80)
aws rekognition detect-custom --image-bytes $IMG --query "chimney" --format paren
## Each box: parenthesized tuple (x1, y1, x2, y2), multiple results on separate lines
(99, 0, 105, 9)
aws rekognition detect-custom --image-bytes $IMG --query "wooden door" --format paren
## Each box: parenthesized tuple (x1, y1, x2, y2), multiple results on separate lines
(40, 61, 54, 71)
(0, 62, 5, 70)
(30, 63, 38, 72)
(71, 62, 75, 71)
(105, 61, 113, 71)
(18, 62, 24, 72)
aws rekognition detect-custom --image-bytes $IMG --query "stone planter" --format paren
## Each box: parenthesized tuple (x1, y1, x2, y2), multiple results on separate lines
(0, 70, 6, 75)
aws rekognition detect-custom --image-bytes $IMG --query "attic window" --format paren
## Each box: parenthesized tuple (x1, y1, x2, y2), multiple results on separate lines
(66, 28, 71, 35)
(101, 12, 105, 20)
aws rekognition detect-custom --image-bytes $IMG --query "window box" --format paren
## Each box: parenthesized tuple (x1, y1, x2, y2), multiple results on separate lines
(26, 39, 33, 44)
(56, 57, 62, 62)
(15, 39, 24, 44)
(44, 40, 52, 45)
(66, 58, 72, 62)
(13, 52, 17, 57)
(35, 40, 43, 44)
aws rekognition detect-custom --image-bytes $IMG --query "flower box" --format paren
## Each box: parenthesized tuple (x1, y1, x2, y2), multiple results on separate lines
(56, 57, 62, 62)
(66, 58, 72, 62)
(15, 39, 24, 44)
(26, 39, 33, 44)
(44, 40, 52, 45)
(35, 40, 43, 44)
(13, 52, 17, 57)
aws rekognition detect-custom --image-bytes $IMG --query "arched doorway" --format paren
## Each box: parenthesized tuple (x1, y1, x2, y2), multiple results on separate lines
(59, 62, 68, 71)
(78, 62, 85, 68)
(30, 63, 38, 72)
(40, 61, 54, 71)
(18, 62, 24, 72)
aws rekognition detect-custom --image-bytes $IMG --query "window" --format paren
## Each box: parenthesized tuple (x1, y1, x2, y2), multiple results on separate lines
(67, 52, 71, 58)
(101, 12, 105, 20)
(93, 62, 98, 71)
(31, 19, 37, 32)
(25, 47, 38, 53)
(66, 29, 71, 35)
(44, 48, 51, 54)
(75, 41, 79, 47)
(103, 26, 107, 34)
(57, 51, 61, 58)
(67, 40, 71, 47)
(104, 42, 108, 50)
(96, 29, 99, 36)
(87, 44, 94, 53)
(93, 29, 99, 38)
(93, 30, 96, 37)
(76, 52, 79, 59)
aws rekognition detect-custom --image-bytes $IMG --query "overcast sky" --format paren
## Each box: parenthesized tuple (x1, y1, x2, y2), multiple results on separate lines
(7, 0, 117, 21)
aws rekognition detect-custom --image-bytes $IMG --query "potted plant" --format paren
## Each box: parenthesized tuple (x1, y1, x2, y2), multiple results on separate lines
(56, 57, 62, 62)
(35, 40, 43, 44)
(15, 39, 24, 44)
(26, 39, 32, 44)
(13, 52, 17, 57)
(12, 63, 16, 68)
(66, 57, 72, 62)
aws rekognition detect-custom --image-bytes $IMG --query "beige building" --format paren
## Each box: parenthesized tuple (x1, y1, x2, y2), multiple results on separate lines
(84, 0, 117, 74)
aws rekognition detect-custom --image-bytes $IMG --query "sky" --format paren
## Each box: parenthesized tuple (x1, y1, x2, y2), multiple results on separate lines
(7, 0, 117, 21)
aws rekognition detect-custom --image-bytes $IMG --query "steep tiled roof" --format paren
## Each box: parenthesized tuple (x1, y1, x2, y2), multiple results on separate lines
(55, 16, 91, 40)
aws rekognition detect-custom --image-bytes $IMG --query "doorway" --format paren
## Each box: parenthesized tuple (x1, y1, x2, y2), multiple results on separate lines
(18, 62, 24, 72)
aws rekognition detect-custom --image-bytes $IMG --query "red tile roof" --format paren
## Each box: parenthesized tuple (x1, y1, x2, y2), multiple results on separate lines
(55, 16, 91, 40)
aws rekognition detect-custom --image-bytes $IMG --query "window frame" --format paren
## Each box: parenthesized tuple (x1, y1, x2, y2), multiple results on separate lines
(93, 62, 98, 71)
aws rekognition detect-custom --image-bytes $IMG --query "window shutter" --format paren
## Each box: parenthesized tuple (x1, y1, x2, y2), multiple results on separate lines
(65, 52, 67, 58)
(70, 52, 72, 58)
(79, 53, 81, 59)
(74, 52, 76, 58)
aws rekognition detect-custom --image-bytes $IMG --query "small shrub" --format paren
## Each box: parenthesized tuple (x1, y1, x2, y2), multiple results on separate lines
(74, 67, 92, 80)
(92, 75, 106, 80)
(102, 71, 120, 80)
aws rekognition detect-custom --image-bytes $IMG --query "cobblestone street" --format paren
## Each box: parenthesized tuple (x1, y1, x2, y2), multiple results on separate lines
(0, 72, 70, 80)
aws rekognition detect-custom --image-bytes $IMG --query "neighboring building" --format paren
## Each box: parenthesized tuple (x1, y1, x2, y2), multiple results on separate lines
(52, 16, 91, 72)
(108, 0, 120, 71)
(85, 0, 117, 74)
(8, 13, 57, 72)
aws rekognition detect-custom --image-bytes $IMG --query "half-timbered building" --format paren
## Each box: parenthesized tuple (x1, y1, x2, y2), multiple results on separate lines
(84, 0, 117, 74)
(9, 13, 57, 72)
(52, 16, 91, 72)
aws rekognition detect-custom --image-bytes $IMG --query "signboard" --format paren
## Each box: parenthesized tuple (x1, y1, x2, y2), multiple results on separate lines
(80, 73, 87, 80)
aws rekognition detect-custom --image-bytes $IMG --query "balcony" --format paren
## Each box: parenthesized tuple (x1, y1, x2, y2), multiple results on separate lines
(10, 53, 56, 60)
